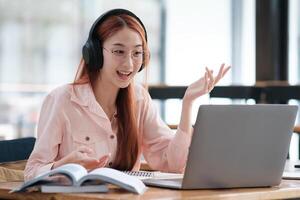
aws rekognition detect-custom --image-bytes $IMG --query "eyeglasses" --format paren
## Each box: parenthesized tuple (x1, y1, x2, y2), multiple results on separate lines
(103, 47, 144, 63)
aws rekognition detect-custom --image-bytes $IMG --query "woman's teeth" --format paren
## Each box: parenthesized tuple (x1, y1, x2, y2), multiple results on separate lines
(118, 71, 131, 75)
(117, 71, 132, 80)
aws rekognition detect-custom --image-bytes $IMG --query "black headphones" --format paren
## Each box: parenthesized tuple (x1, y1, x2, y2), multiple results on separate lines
(82, 8, 148, 72)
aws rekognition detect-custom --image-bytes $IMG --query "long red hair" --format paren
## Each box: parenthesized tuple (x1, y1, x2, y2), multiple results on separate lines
(73, 14, 149, 170)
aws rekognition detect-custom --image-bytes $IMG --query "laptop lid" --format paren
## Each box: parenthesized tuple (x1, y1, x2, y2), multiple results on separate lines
(182, 104, 298, 189)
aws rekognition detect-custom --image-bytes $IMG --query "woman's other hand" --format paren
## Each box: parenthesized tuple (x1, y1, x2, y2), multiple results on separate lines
(52, 146, 110, 171)
(183, 63, 231, 103)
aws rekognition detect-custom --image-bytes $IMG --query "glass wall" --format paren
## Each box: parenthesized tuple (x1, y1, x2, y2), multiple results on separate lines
(0, 0, 257, 139)
(1, 0, 299, 160)
(288, 0, 300, 160)
(164, 0, 255, 125)
(0, 0, 162, 139)
(289, 0, 300, 85)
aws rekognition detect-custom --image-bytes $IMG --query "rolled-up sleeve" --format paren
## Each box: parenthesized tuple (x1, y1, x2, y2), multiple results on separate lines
(141, 91, 192, 173)
(24, 93, 63, 181)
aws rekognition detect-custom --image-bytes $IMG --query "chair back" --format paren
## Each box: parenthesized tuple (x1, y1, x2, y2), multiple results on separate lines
(0, 137, 36, 162)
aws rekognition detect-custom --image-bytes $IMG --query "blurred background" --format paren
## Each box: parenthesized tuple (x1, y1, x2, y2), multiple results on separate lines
(0, 0, 299, 158)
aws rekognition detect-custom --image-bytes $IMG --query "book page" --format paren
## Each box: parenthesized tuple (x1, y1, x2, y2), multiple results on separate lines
(11, 163, 88, 192)
(77, 168, 147, 194)
(50, 163, 88, 183)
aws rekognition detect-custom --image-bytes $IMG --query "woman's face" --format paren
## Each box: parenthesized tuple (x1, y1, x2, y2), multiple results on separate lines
(100, 27, 144, 89)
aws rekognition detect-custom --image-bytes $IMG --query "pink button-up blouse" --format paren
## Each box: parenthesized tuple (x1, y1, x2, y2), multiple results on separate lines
(24, 83, 192, 181)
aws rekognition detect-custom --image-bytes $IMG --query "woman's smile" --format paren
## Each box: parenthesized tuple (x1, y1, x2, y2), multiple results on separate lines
(116, 70, 132, 81)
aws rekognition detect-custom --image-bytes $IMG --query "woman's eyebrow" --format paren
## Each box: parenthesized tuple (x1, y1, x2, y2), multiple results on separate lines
(112, 43, 125, 47)
(112, 43, 143, 48)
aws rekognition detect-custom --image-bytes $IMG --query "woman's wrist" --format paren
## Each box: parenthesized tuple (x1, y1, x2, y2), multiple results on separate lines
(182, 98, 193, 111)
(178, 99, 193, 134)
(182, 94, 195, 106)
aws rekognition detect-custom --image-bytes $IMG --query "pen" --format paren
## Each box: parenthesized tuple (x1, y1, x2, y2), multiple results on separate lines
(295, 165, 300, 168)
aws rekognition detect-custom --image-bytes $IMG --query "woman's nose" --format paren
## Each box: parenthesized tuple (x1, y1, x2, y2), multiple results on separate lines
(122, 54, 134, 69)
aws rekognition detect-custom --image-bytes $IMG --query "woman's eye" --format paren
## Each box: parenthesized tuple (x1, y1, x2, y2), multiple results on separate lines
(113, 50, 125, 55)
(133, 51, 143, 57)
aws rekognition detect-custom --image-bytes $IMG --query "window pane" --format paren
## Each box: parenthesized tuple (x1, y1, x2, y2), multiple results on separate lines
(0, 0, 162, 139)
(164, 0, 255, 125)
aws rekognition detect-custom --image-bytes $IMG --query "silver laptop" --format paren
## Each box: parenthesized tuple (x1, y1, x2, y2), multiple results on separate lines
(143, 104, 298, 189)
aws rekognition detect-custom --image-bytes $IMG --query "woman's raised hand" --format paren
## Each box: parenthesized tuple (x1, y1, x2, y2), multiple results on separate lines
(183, 63, 231, 103)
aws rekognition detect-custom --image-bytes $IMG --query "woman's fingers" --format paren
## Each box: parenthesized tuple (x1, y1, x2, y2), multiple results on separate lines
(82, 157, 100, 170)
(214, 64, 231, 84)
(75, 146, 99, 168)
(98, 156, 109, 168)
(215, 63, 225, 80)
(204, 72, 208, 92)
(99, 154, 110, 163)
(206, 67, 214, 92)
(83, 157, 100, 164)
(77, 146, 93, 154)
(83, 154, 112, 171)
(82, 153, 110, 170)
(222, 65, 231, 77)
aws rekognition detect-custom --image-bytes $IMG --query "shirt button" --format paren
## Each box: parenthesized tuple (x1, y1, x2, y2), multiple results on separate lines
(110, 135, 115, 139)
(109, 162, 113, 166)
(85, 136, 90, 141)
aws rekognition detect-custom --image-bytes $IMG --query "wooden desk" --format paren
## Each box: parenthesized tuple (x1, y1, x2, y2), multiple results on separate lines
(1, 180, 300, 200)
(1, 161, 300, 200)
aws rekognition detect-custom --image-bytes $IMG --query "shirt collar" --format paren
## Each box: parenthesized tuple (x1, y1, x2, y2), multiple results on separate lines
(70, 83, 108, 119)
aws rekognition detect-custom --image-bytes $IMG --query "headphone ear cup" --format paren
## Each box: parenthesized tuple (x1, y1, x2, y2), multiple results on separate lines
(83, 38, 102, 71)
(138, 65, 143, 72)
(138, 51, 150, 72)
(91, 38, 102, 70)
(82, 42, 92, 66)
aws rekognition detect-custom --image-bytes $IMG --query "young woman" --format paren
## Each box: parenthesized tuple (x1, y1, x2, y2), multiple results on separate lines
(24, 9, 230, 180)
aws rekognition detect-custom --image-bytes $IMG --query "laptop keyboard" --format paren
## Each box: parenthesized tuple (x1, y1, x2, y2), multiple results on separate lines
(124, 170, 183, 180)
(123, 171, 154, 179)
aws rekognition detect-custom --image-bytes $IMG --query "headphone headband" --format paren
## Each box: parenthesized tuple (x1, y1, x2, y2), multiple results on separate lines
(88, 8, 147, 42)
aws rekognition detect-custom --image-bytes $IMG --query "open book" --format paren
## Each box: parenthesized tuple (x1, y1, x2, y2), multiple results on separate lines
(11, 163, 147, 194)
